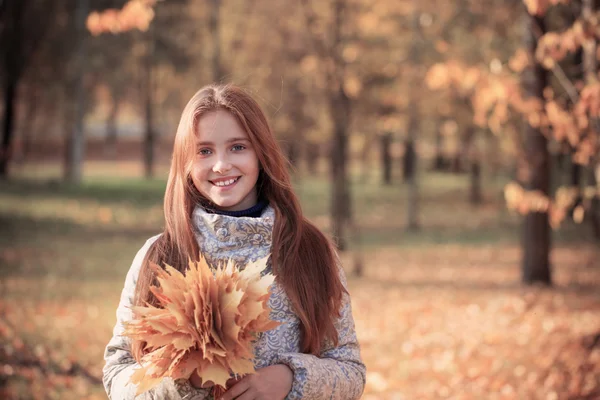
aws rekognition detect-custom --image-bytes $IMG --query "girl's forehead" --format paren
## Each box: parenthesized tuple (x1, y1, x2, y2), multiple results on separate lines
(196, 110, 248, 140)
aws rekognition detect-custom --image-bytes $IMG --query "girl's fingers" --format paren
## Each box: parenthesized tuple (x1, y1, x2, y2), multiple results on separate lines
(219, 377, 250, 400)
(232, 391, 256, 400)
(226, 376, 241, 388)
(200, 380, 214, 389)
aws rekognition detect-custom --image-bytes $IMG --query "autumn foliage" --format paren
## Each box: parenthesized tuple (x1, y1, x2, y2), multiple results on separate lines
(425, 0, 600, 230)
(122, 256, 279, 395)
(86, 0, 155, 36)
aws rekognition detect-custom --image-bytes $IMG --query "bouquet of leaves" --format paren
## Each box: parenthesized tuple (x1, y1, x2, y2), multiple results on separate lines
(122, 255, 280, 396)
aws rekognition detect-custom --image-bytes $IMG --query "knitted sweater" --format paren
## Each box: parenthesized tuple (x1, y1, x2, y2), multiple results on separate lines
(102, 205, 366, 399)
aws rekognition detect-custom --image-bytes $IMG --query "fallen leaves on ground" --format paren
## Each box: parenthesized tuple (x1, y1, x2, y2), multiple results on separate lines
(344, 244, 600, 399)
(0, 244, 599, 399)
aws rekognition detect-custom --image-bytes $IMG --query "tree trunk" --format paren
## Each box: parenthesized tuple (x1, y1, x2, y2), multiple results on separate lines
(405, 113, 419, 231)
(326, 0, 352, 250)
(588, 167, 600, 240)
(304, 141, 319, 175)
(329, 88, 351, 250)
(105, 88, 121, 159)
(569, 160, 583, 213)
(210, 0, 222, 82)
(405, 1, 420, 232)
(0, 1, 26, 179)
(432, 123, 446, 171)
(0, 79, 17, 179)
(285, 140, 300, 169)
(20, 85, 40, 162)
(521, 12, 551, 285)
(358, 135, 372, 183)
(470, 159, 482, 205)
(144, 42, 155, 179)
(144, 22, 156, 179)
(583, 0, 600, 240)
(380, 132, 392, 185)
(403, 138, 416, 183)
(64, 0, 89, 183)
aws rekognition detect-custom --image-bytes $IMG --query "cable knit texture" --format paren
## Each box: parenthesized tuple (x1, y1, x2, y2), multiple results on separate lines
(103, 205, 366, 399)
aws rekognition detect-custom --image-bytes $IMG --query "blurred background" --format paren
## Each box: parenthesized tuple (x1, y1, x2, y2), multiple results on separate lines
(1, 0, 600, 399)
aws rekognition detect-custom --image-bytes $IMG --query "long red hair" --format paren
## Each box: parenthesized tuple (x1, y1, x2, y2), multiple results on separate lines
(132, 84, 345, 360)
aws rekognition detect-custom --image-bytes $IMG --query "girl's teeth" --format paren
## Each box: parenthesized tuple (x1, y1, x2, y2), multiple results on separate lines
(215, 178, 237, 186)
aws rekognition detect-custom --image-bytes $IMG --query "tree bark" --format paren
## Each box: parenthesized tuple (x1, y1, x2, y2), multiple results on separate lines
(405, 0, 420, 232)
(64, 0, 89, 183)
(380, 132, 392, 185)
(583, 0, 600, 240)
(304, 141, 319, 175)
(20, 85, 40, 162)
(403, 137, 416, 182)
(0, 1, 26, 179)
(329, 88, 351, 250)
(300, 0, 353, 249)
(358, 134, 372, 183)
(327, 0, 352, 250)
(589, 167, 600, 240)
(285, 140, 300, 169)
(0, 79, 17, 178)
(105, 87, 121, 159)
(521, 12, 552, 285)
(144, 31, 155, 179)
(470, 159, 482, 205)
(405, 112, 419, 231)
(210, 0, 222, 82)
(432, 122, 446, 171)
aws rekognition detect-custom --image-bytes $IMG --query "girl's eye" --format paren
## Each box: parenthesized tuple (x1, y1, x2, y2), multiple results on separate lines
(198, 148, 212, 156)
(232, 144, 246, 151)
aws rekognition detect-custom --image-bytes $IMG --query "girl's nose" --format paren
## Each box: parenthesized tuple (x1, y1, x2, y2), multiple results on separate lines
(213, 156, 232, 174)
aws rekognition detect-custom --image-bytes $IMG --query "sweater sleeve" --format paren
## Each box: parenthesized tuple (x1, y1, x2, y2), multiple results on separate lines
(273, 267, 366, 400)
(102, 236, 211, 400)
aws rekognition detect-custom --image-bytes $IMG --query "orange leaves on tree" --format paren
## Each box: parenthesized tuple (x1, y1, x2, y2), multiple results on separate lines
(86, 0, 156, 36)
(509, 48, 532, 73)
(523, 0, 570, 16)
(534, 16, 600, 69)
(122, 255, 280, 396)
(523, 0, 548, 16)
(505, 181, 599, 228)
(425, 63, 451, 90)
(426, 61, 483, 94)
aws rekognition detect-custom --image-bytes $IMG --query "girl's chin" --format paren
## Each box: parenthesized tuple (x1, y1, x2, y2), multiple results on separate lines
(207, 197, 241, 210)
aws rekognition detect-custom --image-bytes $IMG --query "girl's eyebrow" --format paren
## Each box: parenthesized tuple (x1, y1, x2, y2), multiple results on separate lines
(196, 137, 249, 146)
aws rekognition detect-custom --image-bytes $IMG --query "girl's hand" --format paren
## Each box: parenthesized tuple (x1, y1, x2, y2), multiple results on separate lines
(189, 373, 214, 389)
(218, 364, 293, 400)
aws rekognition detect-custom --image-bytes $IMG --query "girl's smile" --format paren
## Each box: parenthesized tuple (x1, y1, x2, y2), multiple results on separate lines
(210, 176, 240, 188)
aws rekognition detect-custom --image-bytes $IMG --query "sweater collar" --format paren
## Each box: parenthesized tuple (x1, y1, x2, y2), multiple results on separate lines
(192, 204, 275, 243)
(191, 204, 275, 268)
(201, 199, 269, 218)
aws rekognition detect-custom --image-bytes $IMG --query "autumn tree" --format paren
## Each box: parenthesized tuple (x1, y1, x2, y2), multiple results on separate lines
(88, 0, 197, 178)
(427, 0, 600, 285)
(521, 8, 551, 284)
(0, 0, 58, 178)
(300, 0, 354, 249)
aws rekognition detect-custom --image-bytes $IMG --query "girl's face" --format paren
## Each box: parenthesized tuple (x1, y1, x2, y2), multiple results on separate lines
(191, 109, 260, 211)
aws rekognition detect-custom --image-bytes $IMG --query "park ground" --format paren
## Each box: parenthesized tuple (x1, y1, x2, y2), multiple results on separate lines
(1, 158, 599, 400)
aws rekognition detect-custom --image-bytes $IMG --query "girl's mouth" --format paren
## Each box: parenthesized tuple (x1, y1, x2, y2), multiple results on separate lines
(210, 177, 240, 188)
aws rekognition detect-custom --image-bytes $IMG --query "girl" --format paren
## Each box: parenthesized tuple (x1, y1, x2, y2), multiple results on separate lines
(103, 84, 366, 400)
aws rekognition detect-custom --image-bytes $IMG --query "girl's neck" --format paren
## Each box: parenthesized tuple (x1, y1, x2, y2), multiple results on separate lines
(202, 199, 269, 218)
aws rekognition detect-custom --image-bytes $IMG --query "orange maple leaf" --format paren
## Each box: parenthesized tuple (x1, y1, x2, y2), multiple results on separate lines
(123, 255, 280, 395)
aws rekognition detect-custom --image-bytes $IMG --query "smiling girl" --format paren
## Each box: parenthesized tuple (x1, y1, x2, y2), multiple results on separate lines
(103, 84, 366, 400)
